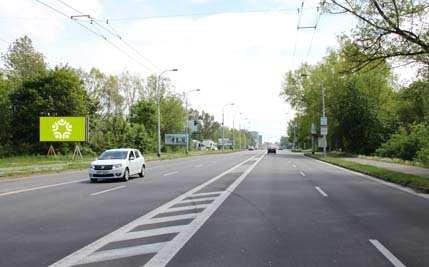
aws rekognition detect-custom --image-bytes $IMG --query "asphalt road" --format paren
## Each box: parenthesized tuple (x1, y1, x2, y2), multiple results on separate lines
(0, 150, 428, 267)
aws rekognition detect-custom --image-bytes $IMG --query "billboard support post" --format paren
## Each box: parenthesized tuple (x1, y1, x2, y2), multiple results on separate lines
(72, 143, 83, 159)
(47, 144, 56, 157)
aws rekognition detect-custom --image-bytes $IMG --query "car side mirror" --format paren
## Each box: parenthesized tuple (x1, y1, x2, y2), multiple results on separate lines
(129, 156, 135, 161)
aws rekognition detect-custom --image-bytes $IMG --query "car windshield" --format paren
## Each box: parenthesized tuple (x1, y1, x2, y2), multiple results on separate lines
(98, 151, 128, 160)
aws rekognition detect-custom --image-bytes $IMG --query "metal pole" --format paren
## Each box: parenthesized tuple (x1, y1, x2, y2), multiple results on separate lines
(156, 75, 161, 158)
(222, 111, 225, 152)
(185, 93, 189, 154)
(322, 87, 326, 156)
(232, 115, 235, 150)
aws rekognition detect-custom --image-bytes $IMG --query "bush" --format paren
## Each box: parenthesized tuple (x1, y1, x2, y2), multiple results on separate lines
(376, 123, 429, 162)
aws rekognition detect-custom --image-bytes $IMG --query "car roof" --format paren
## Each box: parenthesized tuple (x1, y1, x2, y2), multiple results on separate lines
(104, 148, 134, 152)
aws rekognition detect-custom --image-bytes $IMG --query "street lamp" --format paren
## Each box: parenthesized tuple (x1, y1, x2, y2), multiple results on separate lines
(184, 88, 201, 154)
(157, 68, 178, 158)
(221, 102, 235, 152)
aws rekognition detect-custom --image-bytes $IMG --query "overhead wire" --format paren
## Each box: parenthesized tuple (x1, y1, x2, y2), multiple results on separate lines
(54, 0, 159, 72)
(33, 0, 156, 74)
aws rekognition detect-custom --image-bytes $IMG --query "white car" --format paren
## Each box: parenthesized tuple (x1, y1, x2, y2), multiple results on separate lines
(89, 148, 145, 183)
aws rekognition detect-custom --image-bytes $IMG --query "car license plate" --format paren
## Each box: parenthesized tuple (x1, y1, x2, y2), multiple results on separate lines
(96, 170, 108, 174)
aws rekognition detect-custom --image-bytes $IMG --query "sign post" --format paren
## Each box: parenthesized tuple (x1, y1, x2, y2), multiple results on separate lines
(320, 116, 328, 157)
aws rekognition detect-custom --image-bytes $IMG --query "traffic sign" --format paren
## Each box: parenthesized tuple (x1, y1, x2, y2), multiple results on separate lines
(320, 116, 328, 126)
(321, 125, 328, 135)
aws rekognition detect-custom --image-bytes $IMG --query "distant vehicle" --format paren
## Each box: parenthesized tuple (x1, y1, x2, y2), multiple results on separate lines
(267, 146, 277, 154)
(89, 148, 145, 183)
(248, 146, 255, 151)
(201, 139, 217, 150)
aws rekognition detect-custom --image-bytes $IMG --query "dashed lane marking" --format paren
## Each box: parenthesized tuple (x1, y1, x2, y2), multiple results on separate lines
(315, 186, 328, 197)
(163, 171, 179, 176)
(90, 186, 126, 196)
(300, 171, 306, 177)
(0, 179, 87, 197)
(369, 239, 406, 267)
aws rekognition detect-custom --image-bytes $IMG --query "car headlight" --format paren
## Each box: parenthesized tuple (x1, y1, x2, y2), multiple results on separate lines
(90, 165, 95, 170)
(112, 164, 122, 169)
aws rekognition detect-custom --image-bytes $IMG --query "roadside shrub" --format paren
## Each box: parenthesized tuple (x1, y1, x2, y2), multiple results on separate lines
(376, 123, 429, 162)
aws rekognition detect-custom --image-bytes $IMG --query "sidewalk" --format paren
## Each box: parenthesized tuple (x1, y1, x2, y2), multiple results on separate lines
(341, 157, 429, 178)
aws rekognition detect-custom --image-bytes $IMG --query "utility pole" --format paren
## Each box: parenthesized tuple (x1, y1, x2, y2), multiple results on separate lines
(156, 69, 178, 158)
(184, 89, 201, 154)
(321, 86, 327, 157)
(221, 103, 234, 152)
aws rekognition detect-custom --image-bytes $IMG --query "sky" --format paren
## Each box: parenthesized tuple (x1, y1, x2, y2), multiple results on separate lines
(0, 0, 355, 143)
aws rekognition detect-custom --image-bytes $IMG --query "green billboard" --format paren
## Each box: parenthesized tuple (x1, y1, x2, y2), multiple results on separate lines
(40, 117, 87, 142)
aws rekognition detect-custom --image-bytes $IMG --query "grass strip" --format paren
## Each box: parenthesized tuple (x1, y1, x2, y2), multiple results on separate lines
(306, 154, 429, 194)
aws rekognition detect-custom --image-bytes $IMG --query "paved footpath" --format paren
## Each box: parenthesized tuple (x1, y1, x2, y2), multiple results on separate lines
(341, 157, 429, 178)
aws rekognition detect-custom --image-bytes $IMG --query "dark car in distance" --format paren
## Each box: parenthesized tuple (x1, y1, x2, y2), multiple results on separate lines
(267, 147, 276, 154)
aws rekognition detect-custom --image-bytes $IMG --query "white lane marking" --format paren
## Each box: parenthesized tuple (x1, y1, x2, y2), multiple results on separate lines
(292, 164, 297, 168)
(166, 204, 210, 213)
(0, 179, 87, 197)
(179, 197, 217, 204)
(90, 186, 126, 196)
(369, 239, 406, 267)
(306, 156, 429, 199)
(77, 242, 166, 265)
(140, 213, 198, 225)
(194, 164, 203, 168)
(189, 191, 223, 198)
(315, 186, 328, 197)
(117, 226, 187, 242)
(49, 152, 264, 267)
(300, 171, 306, 177)
(163, 171, 179, 176)
(146, 154, 266, 267)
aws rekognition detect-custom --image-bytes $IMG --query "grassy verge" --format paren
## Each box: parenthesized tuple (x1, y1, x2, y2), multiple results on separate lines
(357, 155, 429, 169)
(306, 154, 429, 194)
(0, 149, 237, 178)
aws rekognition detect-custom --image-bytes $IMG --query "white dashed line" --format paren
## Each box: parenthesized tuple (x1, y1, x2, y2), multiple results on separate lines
(369, 239, 406, 267)
(194, 164, 203, 168)
(315, 186, 328, 197)
(90, 186, 126, 196)
(292, 164, 297, 168)
(300, 171, 306, 177)
(0, 179, 87, 197)
(163, 171, 179, 176)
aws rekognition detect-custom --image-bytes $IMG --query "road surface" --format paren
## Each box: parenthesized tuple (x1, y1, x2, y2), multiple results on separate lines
(0, 150, 428, 267)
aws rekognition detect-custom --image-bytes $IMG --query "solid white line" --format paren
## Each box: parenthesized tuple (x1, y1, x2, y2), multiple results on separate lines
(77, 242, 166, 265)
(90, 186, 126, 196)
(145, 154, 266, 267)
(0, 179, 87, 197)
(49, 153, 263, 267)
(116, 226, 187, 241)
(142, 213, 198, 225)
(189, 191, 223, 198)
(163, 171, 179, 176)
(166, 204, 209, 213)
(179, 197, 217, 204)
(369, 239, 406, 267)
(315, 186, 328, 197)
(300, 171, 306, 177)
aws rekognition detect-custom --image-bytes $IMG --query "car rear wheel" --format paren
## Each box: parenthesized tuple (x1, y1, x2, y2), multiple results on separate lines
(139, 165, 145, 177)
(123, 168, 129, 182)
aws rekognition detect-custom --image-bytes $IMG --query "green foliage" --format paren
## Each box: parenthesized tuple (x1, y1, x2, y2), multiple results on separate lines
(9, 66, 90, 153)
(376, 123, 429, 162)
(2, 36, 47, 80)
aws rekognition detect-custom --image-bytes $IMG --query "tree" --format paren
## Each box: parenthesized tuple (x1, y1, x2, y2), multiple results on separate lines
(10, 67, 91, 153)
(396, 79, 429, 126)
(0, 74, 12, 155)
(327, 0, 429, 71)
(2, 36, 47, 80)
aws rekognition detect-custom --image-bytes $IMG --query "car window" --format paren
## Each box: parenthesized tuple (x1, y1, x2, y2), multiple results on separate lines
(99, 150, 128, 160)
(129, 151, 135, 159)
(134, 150, 140, 158)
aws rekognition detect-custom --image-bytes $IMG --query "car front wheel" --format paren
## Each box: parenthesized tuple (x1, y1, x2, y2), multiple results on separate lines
(123, 168, 130, 182)
(90, 178, 98, 183)
(139, 165, 145, 177)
